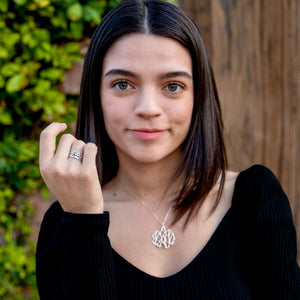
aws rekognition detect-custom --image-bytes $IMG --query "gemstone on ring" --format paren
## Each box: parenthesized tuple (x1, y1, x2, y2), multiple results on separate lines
(69, 151, 83, 160)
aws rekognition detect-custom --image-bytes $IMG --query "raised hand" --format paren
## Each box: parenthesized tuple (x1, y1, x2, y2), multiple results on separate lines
(39, 122, 103, 214)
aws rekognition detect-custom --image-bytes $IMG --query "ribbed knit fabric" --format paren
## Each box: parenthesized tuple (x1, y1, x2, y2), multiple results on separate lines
(36, 165, 300, 299)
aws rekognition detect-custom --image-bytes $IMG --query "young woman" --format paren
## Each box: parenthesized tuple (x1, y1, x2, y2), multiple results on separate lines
(36, 0, 300, 299)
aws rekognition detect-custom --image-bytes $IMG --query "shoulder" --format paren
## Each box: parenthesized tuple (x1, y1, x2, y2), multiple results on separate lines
(233, 164, 293, 221)
(239, 164, 279, 180)
(232, 166, 300, 298)
(235, 164, 287, 200)
(231, 165, 297, 253)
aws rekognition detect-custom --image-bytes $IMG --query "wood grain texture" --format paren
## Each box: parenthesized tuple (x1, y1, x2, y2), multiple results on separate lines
(182, 0, 300, 262)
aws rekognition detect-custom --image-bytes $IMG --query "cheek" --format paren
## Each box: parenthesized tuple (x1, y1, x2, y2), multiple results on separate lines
(170, 99, 194, 126)
(101, 99, 116, 126)
(101, 99, 128, 133)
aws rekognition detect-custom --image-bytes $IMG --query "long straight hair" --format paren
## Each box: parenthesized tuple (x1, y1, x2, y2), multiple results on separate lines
(76, 0, 227, 225)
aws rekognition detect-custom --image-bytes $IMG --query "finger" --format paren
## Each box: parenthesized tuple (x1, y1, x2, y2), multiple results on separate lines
(39, 122, 67, 166)
(55, 133, 77, 159)
(68, 140, 85, 163)
(82, 143, 98, 169)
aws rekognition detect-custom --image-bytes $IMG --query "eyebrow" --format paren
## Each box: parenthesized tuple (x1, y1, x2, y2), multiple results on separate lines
(103, 69, 192, 80)
(103, 69, 138, 79)
(157, 71, 192, 80)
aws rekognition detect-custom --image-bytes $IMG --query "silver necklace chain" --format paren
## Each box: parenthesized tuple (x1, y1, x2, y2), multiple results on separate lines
(125, 187, 176, 249)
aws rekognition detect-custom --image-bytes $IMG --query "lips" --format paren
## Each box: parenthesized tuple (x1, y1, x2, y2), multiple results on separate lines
(129, 128, 166, 140)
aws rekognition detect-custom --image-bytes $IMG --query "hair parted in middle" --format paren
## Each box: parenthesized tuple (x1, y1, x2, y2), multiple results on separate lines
(76, 0, 227, 225)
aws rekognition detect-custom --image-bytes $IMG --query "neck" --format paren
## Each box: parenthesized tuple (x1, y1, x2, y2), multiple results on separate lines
(109, 152, 183, 206)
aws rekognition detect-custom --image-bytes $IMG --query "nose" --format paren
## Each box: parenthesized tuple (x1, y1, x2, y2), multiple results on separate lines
(134, 87, 162, 119)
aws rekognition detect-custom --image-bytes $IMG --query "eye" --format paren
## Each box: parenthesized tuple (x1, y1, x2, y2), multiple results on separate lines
(112, 80, 132, 90)
(165, 82, 185, 93)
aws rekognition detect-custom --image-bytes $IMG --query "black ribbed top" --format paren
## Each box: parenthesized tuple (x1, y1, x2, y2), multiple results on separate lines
(36, 165, 300, 299)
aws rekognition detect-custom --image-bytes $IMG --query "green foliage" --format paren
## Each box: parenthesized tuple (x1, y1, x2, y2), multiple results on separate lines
(0, 0, 119, 298)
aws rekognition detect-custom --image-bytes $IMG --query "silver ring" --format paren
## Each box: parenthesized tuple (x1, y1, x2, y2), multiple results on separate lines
(69, 151, 83, 160)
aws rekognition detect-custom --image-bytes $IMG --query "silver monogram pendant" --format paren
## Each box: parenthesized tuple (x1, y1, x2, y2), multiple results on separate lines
(152, 225, 175, 249)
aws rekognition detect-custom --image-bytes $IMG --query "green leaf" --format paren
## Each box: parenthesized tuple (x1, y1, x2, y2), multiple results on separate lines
(0, 75, 4, 88)
(22, 32, 38, 48)
(0, 0, 9, 12)
(51, 14, 68, 29)
(6, 73, 26, 93)
(1, 63, 21, 77)
(83, 6, 101, 23)
(64, 42, 80, 53)
(0, 111, 13, 125)
(33, 0, 50, 8)
(40, 68, 64, 81)
(35, 28, 50, 42)
(70, 21, 83, 40)
(0, 46, 9, 59)
(0, 0, 119, 297)
(7, 33, 20, 47)
(13, 0, 27, 6)
(67, 3, 83, 21)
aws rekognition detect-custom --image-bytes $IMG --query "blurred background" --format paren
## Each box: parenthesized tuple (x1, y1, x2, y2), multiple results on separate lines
(0, 0, 299, 298)
(182, 0, 300, 266)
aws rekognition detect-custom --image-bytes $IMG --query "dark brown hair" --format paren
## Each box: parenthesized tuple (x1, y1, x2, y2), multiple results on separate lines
(76, 0, 227, 224)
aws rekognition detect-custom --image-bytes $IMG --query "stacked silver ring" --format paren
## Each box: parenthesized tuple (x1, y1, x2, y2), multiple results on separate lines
(69, 151, 83, 160)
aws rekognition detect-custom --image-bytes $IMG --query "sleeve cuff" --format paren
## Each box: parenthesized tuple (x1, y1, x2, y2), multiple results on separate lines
(62, 210, 110, 234)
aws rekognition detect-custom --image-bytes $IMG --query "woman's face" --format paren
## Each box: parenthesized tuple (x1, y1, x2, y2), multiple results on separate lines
(100, 33, 194, 165)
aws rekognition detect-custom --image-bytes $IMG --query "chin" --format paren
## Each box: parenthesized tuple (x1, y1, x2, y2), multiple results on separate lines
(130, 150, 181, 166)
(132, 155, 165, 165)
(117, 144, 182, 166)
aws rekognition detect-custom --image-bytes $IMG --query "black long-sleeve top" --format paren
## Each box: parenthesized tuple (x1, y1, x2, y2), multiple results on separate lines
(36, 165, 300, 299)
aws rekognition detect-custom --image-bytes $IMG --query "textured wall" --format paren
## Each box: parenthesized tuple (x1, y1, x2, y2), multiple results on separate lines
(182, 0, 300, 261)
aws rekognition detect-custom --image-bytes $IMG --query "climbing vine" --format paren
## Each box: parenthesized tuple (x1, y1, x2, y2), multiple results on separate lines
(0, 0, 119, 298)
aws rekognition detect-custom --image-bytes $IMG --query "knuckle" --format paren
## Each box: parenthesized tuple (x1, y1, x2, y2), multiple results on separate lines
(85, 142, 98, 153)
(60, 133, 74, 143)
(51, 165, 64, 178)
(79, 167, 94, 182)
(86, 142, 98, 149)
(73, 140, 86, 148)
(40, 122, 59, 137)
(64, 133, 74, 139)
(40, 128, 50, 139)
(68, 164, 86, 180)
(78, 168, 90, 180)
(68, 165, 80, 176)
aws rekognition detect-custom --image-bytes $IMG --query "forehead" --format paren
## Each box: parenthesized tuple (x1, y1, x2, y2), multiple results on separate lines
(102, 33, 192, 75)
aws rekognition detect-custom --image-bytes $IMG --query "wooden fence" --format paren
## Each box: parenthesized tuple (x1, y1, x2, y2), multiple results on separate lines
(182, 0, 300, 262)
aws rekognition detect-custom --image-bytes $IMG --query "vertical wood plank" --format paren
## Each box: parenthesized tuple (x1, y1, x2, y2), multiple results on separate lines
(182, 0, 300, 262)
(181, 0, 212, 54)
